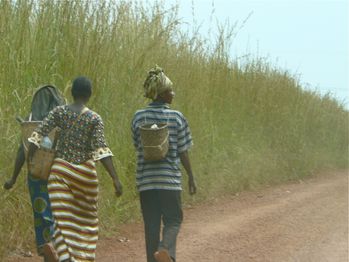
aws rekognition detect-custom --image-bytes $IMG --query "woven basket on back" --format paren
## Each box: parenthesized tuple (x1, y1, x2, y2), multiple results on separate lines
(20, 121, 56, 180)
(28, 147, 55, 180)
(140, 123, 169, 161)
(21, 121, 42, 152)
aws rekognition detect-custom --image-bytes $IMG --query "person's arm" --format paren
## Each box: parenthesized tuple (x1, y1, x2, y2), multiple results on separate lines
(100, 156, 123, 197)
(91, 114, 123, 197)
(4, 143, 26, 190)
(179, 150, 196, 195)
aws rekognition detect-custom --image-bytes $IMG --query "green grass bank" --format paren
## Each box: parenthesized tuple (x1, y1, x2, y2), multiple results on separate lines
(0, 0, 347, 259)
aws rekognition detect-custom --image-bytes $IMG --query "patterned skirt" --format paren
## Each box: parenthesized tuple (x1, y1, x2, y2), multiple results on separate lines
(48, 158, 99, 262)
(27, 174, 54, 254)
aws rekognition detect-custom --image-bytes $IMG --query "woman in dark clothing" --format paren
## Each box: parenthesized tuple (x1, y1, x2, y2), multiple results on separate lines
(4, 85, 65, 257)
(132, 66, 197, 262)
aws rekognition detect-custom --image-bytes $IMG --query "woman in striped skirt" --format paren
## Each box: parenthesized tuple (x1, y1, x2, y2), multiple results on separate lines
(28, 76, 123, 262)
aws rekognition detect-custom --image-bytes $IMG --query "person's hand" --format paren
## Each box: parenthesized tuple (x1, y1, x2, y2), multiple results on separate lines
(188, 176, 197, 195)
(4, 178, 16, 190)
(113, 178, 123, 197)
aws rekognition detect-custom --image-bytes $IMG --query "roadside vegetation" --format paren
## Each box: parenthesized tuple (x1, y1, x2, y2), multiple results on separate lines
(0, 0, 347, 259)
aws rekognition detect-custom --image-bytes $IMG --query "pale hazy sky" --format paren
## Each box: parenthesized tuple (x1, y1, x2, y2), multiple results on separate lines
(148, 0, 348, 107)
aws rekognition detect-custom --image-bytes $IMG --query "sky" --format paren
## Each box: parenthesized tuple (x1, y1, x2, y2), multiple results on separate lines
(148, 0, 348, 107)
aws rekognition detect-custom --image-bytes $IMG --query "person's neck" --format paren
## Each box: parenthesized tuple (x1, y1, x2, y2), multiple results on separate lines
(153, 99, 166, 104)
(70, 100, 86, 111)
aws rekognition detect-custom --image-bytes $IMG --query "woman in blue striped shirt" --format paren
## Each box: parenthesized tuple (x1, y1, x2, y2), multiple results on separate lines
(132, 66, 197, 262)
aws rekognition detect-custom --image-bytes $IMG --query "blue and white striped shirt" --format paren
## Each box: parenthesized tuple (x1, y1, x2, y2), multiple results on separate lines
(131, 102, 193, 192)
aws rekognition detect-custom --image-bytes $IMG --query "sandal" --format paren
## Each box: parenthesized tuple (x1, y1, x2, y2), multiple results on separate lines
(154, 249, 172, 262)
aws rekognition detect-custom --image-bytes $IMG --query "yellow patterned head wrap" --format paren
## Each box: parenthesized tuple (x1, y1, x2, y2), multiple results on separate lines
(143, 65, 173, 100)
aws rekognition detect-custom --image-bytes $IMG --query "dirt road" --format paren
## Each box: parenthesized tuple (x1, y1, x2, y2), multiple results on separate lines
(7, 171, 348, 262)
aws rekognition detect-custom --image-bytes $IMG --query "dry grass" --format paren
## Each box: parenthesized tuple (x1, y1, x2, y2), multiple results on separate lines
(0, 0, 347, 259)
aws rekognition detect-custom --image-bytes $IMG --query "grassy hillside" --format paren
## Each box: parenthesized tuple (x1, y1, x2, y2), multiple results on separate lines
(0, 0, 347, 259)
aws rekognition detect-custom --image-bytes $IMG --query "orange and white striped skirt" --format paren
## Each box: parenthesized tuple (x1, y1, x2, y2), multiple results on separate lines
(48, 158, 99, 262)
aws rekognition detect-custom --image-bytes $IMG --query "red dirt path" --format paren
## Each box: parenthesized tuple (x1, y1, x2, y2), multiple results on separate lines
(6, 171, 348, 262)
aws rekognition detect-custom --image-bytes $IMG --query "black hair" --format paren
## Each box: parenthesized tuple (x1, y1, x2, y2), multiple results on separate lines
(71, 76, 92, 100)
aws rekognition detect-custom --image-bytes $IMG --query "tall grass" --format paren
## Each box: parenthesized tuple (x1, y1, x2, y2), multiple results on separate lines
(0, 0, 348, 259)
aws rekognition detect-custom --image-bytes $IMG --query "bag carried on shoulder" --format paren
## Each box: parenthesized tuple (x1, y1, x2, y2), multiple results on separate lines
(29, 143, 56, 180)
(140, 123, 169, 161)
(21, 119, 57, 180)
(17, 84, 66, 180)
(25, 107, 88, 180)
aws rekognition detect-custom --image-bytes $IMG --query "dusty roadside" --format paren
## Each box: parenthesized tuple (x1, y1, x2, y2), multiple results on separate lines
(6, 171, 348, 262)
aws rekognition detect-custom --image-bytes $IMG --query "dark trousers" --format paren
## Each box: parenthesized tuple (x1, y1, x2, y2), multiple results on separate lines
(140, 190, 183, 262)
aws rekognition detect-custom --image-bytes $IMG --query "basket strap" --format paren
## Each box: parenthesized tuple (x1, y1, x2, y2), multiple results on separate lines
(65, 107, 89, 135)
(52, 129, 60, 149)
(22, 139, 29, 152)
(55, 107, 89, 149)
